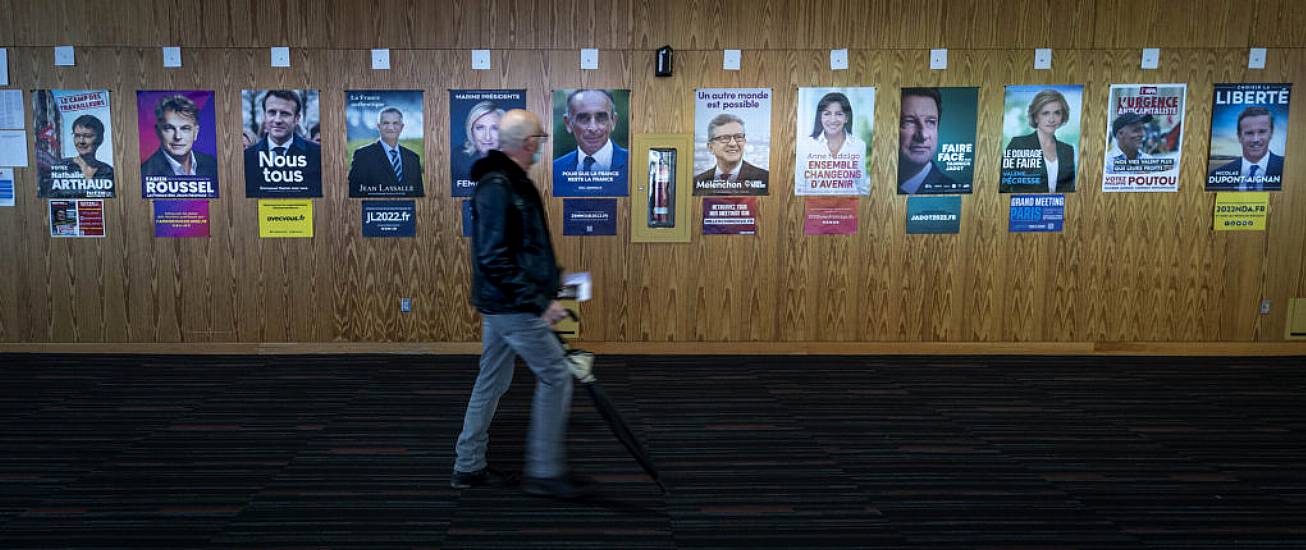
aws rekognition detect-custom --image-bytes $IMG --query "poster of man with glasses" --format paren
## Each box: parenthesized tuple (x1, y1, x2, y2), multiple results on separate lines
(694, 88, 771, 195)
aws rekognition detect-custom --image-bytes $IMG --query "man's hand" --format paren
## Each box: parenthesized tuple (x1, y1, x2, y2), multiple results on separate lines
(542, 300, 568, 327)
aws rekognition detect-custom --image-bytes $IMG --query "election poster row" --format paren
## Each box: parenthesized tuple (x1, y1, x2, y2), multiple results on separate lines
(21, 83, 1292, 204)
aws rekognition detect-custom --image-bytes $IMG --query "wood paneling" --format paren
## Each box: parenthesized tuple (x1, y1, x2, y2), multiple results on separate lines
(1, 0, 1304, 349)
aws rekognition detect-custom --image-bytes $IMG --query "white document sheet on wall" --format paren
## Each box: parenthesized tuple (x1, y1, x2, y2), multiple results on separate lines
(0, 130, 29, 166)
(0, 89, 23, 129)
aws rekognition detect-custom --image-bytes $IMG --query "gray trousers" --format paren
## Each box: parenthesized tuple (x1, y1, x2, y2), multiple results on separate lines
(454, 313, 574, 479)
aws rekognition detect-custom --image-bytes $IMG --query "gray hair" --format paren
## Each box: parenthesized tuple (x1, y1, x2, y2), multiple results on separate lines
(707, 113, 744, 140)
(377, 106, 403, 125)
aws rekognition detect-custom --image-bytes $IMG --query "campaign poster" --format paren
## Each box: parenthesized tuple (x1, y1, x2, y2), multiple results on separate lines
(897, 87, 978, 194)
(450, 89, 526, 197)
(242, 89, 321, 198)
(361, 200, 416, 238)
(137, 90, 219, 199)
(1102, 84, 1186, 192)
(905, 196, 961, 234)
(0, 167, 13, 206)
(1207, 83, 1292, 192)
(562, 198, 618, 236)
(1213, 192, 1268, 231)
(551, 89, 630, 197)
(153, 200, 210, 238)
(702, 197, 758, 235)
(694, 88, 771, 196)
(347, 90, 425, 198)
(803, 197, 858, 236)
(258, 199, 313, 238)
(1008, 194, 1065, 233)
(999, 85, 1084, 194)
(32, 89, 115, 198)
(49, 199, 105, 238)
(795, 87, 873, 196)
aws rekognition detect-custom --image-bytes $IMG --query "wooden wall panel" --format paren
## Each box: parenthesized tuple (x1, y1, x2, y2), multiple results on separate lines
(1, 0, 1305, 348)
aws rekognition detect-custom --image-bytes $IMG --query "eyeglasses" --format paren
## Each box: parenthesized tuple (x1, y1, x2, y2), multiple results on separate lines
(710, 133, 746, 144)
(529, 133, 550, 141)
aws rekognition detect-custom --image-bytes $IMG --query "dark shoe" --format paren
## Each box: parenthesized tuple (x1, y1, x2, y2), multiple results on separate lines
(521, 473, 598, 499)
(451, 467, 518, 489)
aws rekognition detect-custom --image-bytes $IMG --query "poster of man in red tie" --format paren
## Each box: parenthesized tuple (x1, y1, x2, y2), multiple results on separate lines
(693, 88, 771, 196)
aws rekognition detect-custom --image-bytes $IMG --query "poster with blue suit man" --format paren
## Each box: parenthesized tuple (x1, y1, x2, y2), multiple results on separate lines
(242, 89, 322, 198)
(551, 89, 630, 197)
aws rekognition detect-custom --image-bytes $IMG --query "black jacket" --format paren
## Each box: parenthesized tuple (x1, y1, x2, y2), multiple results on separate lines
(470, 150, 560, 315)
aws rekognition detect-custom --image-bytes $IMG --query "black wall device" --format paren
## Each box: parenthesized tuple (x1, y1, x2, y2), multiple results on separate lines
(655, 46, 673, 77)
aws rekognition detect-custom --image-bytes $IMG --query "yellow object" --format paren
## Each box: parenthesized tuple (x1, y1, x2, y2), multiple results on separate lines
(631, 133, 693, 243)
(1286, 298, 1306, 341)
(258, 200, 314, 238)
(1213, 192, 1268, 231)
(554, 299, 580, 340)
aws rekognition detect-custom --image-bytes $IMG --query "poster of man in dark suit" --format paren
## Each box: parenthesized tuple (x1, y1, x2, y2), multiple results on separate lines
(551, 88, 629, 197)
(346, 90, 425, 198)
(137, 91, 220, 198)
(693, 88, 772, 196)
(242, 89, 322, 198)
(1206, 83, 1292, 192)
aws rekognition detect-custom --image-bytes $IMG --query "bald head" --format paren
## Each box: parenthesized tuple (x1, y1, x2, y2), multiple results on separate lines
(497, 109, 546, 170)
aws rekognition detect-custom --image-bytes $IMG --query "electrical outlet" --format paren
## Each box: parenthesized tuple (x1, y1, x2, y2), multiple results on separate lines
(1034, 48, 1052, 70)
(930, 48, 947, 70)
(400, 298, 412, 313)
(1248, 48, 1267, 69)
(371, 48, 390, 70)
(270, 47, 290, 68)
(162, 47, 182, 68)
(723, 49, 741, 71)
(1260, 299, 1272, 315)
(580, 48, 599, 70)
(830, 49, 848, 70)
(472, 49, 491, 70)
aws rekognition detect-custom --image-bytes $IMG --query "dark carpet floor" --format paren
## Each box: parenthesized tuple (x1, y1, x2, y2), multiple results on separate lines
(0, 353, 1304, 549)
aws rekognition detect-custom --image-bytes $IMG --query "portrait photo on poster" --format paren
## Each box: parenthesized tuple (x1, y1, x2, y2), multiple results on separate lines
(1102, 84, 1186, 192)
(999, 85, 1084, 194)
(896, 87, 977, 195)
(241, 89, 322, 198)
(137, 90, 220, 199)
(1206, 83, 1292, 192)
(449, 89, 526, 197)
(694, 88, 771, 196)
(347, 90, 425, 198)
(795, 87, 874, 197)
(551, 89, 630, 197)
(32, 89, 115, 198)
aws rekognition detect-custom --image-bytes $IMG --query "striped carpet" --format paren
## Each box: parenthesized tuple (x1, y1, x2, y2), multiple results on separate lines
(1, 353, 1304, 549)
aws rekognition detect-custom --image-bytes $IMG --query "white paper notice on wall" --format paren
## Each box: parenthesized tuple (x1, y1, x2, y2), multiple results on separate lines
(0, 167, 14, 207)
(0, 89, 23, 129)
(930, 48, 947, 70)
(1141, 48, 1160, 70)
(472, 49, 491, 70)
(723, 49, 741, 71)
(830, 49, 848, 70)
(0, 48, 8, 86)
(0, 130, 30, 167)
(54, 46, 75, 67)
(270, 47, 290, 68)
(580, 49, 599, 70)
(163, 47, 182, 68)
(371, 49, 390, 70)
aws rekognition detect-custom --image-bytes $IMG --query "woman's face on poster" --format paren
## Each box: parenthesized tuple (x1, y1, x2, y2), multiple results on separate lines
(1035, 102, 1065, 135)
(472, 111, 501, 156)
(820, 103, 847, 137)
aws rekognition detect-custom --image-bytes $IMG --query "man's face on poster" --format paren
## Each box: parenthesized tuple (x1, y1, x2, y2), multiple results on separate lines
(565, 91, 615, 156)
(157, 110, 198, 160)
(899, 94, 939, 169)
(1237, 114, 1272, 163)
(378, 111, 404, 144)
(72, 124, 100, 157)
(1115, 121, 1146, 155)
(263, 95, 301, 142)
(707, 121, 745, 166)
